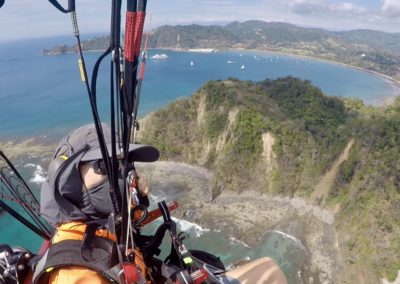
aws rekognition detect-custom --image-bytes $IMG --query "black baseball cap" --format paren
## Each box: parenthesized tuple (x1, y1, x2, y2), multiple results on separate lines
(53, 123, 159, 163)
(40, 123, 159, 227)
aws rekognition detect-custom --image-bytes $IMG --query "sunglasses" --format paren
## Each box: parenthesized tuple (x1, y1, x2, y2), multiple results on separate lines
(83, 160, 134, 176)
(83, 160, 107, 175)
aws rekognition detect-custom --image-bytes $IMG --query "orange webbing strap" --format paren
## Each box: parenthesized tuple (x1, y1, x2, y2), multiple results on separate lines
(140, 201, 178, 227)
(52, 221, 117, 244)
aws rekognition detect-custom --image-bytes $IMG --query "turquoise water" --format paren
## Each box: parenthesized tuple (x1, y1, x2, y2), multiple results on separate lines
(0, 156, 45, 251)
(0, 37, 399, 282)
(142, 197, 306, 282)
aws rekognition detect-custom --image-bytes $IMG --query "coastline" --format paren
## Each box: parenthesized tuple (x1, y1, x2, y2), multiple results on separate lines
(0, 139, 53, 160)
(264, 49, 400, 105)
(161, 46, 400, 103)
(40, 44, 400, 105)
(137, 161, 342, 284)
(40, 49, 105, 56)
(238, 48, 400, 86)
(44, 44, 400, 88)
(172, 47, 400, 85)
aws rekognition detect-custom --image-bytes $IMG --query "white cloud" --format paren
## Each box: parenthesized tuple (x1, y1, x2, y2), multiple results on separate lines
(0, 1, 111, 42)
(329, 3, 367, 15)
(381, 0, 400, 17)
(290, 0, 366, 16)
(290, 0, 327, 15)
(1, 0, 400, 42)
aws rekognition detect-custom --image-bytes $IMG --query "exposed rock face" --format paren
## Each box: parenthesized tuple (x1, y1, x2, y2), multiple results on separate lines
(136, 161, 343, 284)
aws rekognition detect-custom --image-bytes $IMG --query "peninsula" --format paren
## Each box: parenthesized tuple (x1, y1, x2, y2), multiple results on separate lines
(42, 20, 400, 82)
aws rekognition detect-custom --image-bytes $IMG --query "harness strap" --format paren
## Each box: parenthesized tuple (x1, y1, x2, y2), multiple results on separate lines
(32, 237, 121, 284)
(81, 222, 101, 262)
(158, 200, 171, 223)
(157, 201, 192, 269)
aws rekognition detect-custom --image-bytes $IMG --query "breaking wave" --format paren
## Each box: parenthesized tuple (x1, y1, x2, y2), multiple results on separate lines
(272, 230, 306, 250)
(26, 164, 46, 184)
(228, 236, 250, 248)
(172, 217, 210, 237)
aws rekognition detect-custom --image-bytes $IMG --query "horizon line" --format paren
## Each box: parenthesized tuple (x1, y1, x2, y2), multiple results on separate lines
(1, 19, 399, 44)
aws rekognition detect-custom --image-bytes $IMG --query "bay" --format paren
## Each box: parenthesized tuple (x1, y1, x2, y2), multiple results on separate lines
(0, 37, 398, 139)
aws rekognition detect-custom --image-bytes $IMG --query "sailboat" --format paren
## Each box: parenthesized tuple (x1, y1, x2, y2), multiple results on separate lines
(241, 64, 245, 70)
(190, 61, 194, 66)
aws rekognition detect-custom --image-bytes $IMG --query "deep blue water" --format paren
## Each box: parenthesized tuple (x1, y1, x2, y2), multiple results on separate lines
(0, 37, 398, 139)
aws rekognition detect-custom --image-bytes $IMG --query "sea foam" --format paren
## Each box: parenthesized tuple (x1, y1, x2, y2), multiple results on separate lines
(28, 165, 46, 184)
(23, 163, 36, 168)
(172, 217, 210, 237)
(228, 236, 250, 248)
(272, 230, 306, 250)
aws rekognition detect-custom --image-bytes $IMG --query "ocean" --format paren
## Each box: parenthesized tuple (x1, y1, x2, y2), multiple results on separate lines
(0, 37, 399, 282)
(0, 37, 398, 139)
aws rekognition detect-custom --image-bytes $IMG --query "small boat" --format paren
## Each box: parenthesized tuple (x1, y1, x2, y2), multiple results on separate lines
(227, 60, 235, 64)
(150, 53, 168, 59)
(190, 61, 194, 66)
(240, 64, 245, 70)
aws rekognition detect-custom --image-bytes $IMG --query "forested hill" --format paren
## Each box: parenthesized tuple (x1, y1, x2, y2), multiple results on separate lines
(42, 21, 400, 80)
(137, 77, 400, 283)
(150, 21, 400, 53)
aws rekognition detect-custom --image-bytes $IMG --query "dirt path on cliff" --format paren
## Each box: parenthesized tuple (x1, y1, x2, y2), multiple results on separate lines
(310, 139, 354, 204)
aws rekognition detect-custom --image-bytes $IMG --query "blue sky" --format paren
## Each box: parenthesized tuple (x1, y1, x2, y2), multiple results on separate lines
(0, 0, 400, 42)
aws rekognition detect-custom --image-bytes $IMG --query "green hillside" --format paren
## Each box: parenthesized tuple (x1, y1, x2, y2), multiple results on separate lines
(137, 77, 400, 283)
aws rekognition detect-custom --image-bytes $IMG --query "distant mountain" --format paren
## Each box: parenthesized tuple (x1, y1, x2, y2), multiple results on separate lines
(41, 36, 109, 55)
(147, 24, 238, 49)
(336, 29, 400, 54)
(42, 21, 400, 80)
